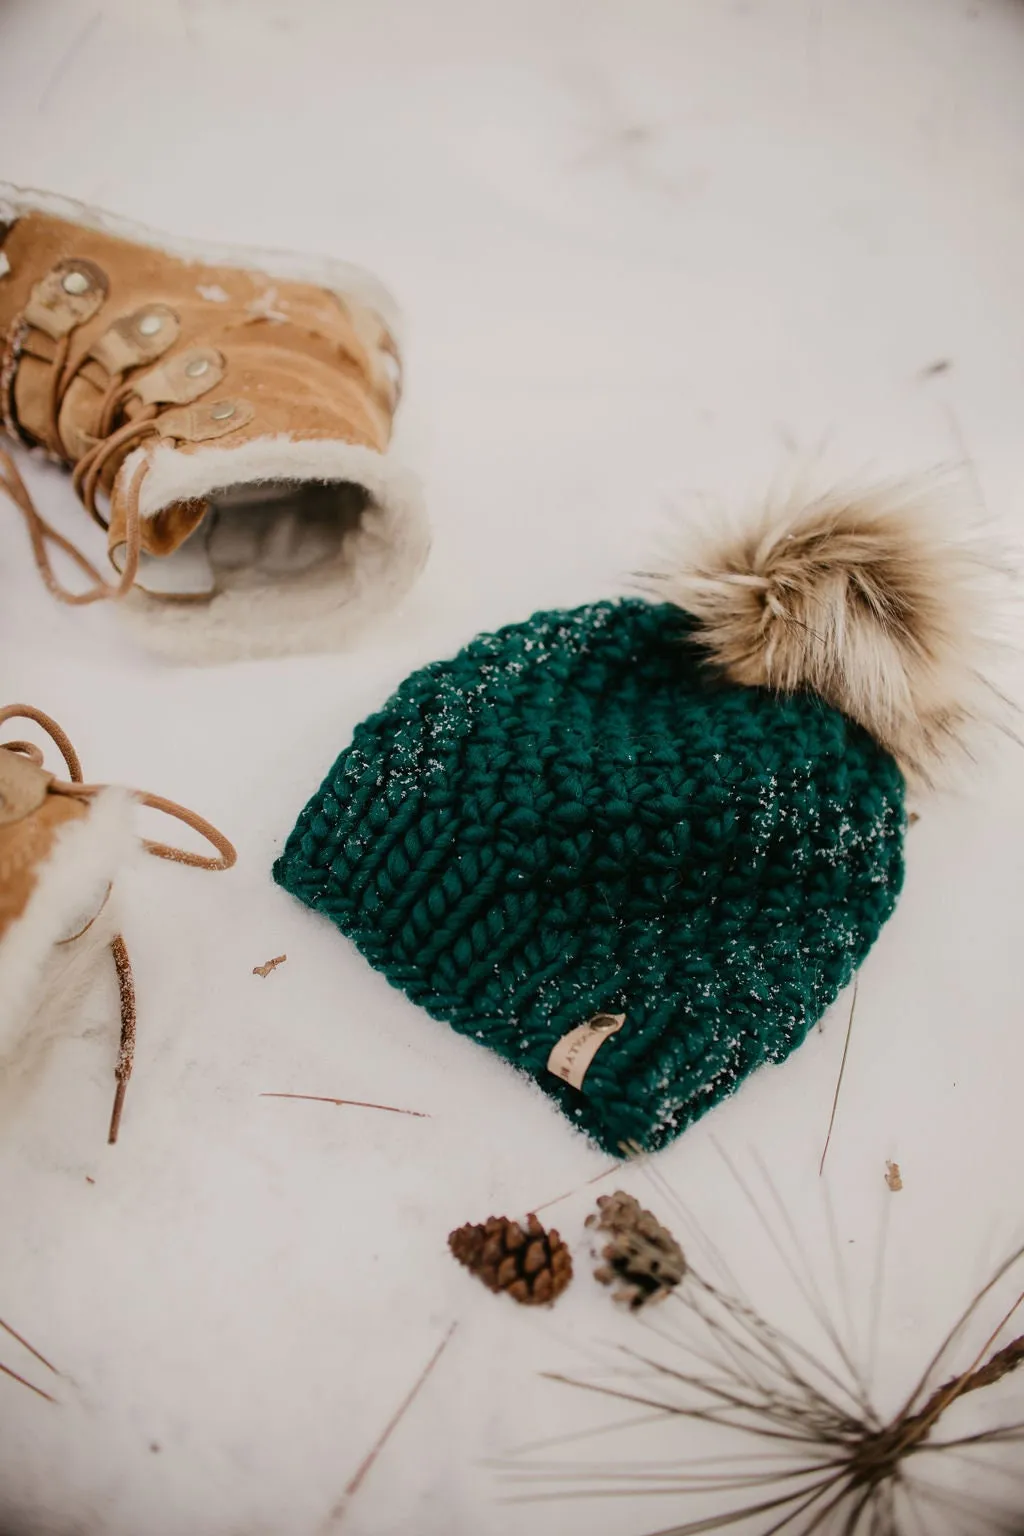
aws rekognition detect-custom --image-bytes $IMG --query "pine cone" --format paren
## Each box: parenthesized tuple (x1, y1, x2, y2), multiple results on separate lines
(586, 1190, 685, 1309)
(448, 1213, 573, 1305)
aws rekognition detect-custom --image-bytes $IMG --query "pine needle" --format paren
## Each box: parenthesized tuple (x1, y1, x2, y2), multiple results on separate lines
(322, 1323, 457, 1528)
(819, 975, 858, 1176)
(532, 1161, 623, 1214)
(0, 1318, 59, 1376)
(0, 1360, 56, 1404)
(260, 1092, 429, 1118)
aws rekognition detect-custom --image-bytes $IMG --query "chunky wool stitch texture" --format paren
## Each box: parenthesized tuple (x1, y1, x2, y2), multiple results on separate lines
(274, 600, 907, 1153)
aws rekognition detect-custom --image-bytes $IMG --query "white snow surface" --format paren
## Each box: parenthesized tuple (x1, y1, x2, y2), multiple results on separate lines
(1, 2, 1024, 1534)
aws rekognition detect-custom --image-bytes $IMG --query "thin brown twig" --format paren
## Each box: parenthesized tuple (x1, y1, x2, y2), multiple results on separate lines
(108, 933, 135, 1145)
(895, 1328, 1024, 1453)
(0, 1318, 59, 1376)
(259, 1092, 429, 1118)
(0, 1360, 56, 1404)
(541, 1372, 832, 1445)
(819, 975, 859, 1177)
(323, 1322, 457, 1528)
(896, 1242, 1024, 1420)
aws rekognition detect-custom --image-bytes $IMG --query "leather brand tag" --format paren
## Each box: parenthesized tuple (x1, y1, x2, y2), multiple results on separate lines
(547, 1013, 626, 1091)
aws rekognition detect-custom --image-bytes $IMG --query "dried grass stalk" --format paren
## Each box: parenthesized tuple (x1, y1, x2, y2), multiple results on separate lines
(503, 1159, 1024, 1534)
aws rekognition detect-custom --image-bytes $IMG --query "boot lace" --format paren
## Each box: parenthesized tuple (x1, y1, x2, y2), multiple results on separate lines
(0, 704, 236, 1142)
(1, 306, 158, 603)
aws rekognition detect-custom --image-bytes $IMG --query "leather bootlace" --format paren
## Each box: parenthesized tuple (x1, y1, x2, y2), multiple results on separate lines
(1, 303, 161, 603)
(0, 704, 236, 1142)
(0, 443, 146, 604)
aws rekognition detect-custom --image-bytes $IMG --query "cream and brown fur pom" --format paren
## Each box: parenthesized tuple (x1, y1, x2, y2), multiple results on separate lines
(647, 486, 1016, 786)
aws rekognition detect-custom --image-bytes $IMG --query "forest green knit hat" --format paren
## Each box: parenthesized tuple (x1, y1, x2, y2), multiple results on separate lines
(275, 489, 1003, 1154)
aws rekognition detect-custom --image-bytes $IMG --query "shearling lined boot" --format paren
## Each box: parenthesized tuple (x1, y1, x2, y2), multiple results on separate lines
(0, 186, 427, 661)
(0, 705, 235, 1142)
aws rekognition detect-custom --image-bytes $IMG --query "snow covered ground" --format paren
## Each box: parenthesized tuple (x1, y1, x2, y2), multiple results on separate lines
(1, 1, 1023, 1532)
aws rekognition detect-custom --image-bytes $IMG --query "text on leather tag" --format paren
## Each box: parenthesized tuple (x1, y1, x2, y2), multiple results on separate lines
(547, 1013, 626, 1091)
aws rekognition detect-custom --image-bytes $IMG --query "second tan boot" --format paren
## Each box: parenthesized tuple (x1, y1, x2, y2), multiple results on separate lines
(0, 705, 235, 1142)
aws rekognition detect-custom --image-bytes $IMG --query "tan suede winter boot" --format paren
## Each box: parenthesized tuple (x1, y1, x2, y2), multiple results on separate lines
(0, 705, 235, 1142)
(0, 186, 427, 661)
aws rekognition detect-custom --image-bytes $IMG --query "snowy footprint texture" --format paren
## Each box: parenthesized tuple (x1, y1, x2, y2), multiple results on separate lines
(2, 2, 1024, 1535)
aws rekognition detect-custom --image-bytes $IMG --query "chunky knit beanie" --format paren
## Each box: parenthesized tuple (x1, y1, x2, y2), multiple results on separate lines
(274, 490, 1006, 1154)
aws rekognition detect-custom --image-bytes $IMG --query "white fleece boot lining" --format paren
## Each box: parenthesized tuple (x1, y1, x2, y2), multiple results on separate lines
(207, 479, 369, 580)
(114, 437, 430, 663)
(125, 480, 373, 599)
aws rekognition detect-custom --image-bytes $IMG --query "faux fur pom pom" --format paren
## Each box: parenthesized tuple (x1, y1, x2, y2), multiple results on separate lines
(647, 487, 1016, 786)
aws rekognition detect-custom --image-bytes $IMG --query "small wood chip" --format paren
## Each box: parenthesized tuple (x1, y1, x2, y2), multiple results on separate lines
(885, 1159, 903, 1192)
(253, 954, 287, 979)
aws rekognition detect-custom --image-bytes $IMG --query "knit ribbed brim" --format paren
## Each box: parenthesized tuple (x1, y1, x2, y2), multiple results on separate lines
(274, 600, 906, 1153)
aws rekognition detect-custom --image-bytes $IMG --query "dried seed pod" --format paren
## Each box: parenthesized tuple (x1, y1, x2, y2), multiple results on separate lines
(448, 1213, 573, 1305)
(586, 1190, 685, 1309)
